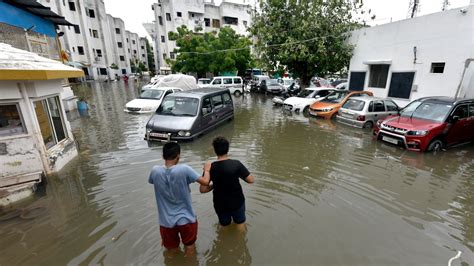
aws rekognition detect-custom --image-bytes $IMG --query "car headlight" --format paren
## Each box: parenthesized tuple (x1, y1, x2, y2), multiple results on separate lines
(142, 106, 155, 111)
(177, 131, 191, 137)
(406, 130, 428, 136)
(322, 107, 334, 112)
(376, 120, 383, 127)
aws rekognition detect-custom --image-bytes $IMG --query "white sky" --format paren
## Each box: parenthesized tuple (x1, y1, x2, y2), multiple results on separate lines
(103, 0, 471, 37)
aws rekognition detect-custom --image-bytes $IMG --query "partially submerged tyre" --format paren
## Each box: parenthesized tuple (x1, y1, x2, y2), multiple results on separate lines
(363, 121, 374, 129)
(303, 106, 309, 114)
(234, 90, 242, 96)
(427, 139, 444, 152)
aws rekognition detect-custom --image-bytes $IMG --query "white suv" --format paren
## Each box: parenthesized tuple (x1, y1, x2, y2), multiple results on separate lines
(208, 76, 244, 96)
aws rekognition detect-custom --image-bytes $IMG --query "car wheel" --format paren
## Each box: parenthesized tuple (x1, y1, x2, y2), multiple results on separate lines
(363, 121, 374, 129)
(303, 106, 309, 114)
(427, 139, 444, 152)
(234, 90, 242, 96)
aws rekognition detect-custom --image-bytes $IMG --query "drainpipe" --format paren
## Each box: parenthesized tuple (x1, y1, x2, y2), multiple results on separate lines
(455, 59, 474, 98)
(18, 82, 51, 175)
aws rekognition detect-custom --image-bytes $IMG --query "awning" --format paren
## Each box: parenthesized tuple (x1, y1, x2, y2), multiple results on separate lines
(4, 0, 74, 26)
(67, 61, 91, 68)
(363, 59, 392, 65)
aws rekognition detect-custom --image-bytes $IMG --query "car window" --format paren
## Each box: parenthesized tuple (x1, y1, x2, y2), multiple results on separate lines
(470, 104, 474, 117)
(212, 94, 224, 109)
(202, 97, 212, 115)
(452, 105, 469, 119)
(212, 78, 222, 85)
(368, 101, 374, 112)
(385, 101, 398, 111)
(165, 90, 173, 97)
(316, 90, 331, 98)
(373, 101, 385, 112)
(343, 99, 365, 111)
(233, 78, 242, 84)
(223, 93, 232, 105)
(223, 78, 233, 85)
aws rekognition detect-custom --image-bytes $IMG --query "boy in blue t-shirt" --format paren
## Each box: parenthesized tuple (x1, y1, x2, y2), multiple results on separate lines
(148, 142, 211, 255)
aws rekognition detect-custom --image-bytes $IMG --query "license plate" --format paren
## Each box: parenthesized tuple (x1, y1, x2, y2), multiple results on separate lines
(310, 111, 318, 116)
(341, 113, 352, 118)
(150, 132, 168, 138)
(382, 136, 399, 145)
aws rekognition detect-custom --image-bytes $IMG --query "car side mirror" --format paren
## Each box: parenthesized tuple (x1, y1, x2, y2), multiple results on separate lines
(452, 115, 460, 123)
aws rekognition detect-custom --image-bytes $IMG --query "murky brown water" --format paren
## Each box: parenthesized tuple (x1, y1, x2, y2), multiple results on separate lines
(1, 81, 474, 265)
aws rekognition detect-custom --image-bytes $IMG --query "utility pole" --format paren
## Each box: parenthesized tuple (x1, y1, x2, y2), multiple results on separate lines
(442, 0, 450, 11)
(408, 0, 420, 18)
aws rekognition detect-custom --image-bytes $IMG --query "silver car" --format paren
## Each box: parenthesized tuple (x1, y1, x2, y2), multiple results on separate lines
(336, 96, 399, 128)
(265, 79, 285, 94)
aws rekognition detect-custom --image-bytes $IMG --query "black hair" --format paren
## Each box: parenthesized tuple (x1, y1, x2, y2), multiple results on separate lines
(212, 136, 229, 156)
(163, 142, 180, 160)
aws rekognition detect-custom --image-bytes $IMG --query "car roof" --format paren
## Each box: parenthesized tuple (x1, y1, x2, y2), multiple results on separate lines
(170, 87, 229, 98)
(147, 86, 181, 91)
(213, 76, 241, 78)
(347, 96, 388, 102)
(306, 87, 334, 91)
(415, 96, 474, 105)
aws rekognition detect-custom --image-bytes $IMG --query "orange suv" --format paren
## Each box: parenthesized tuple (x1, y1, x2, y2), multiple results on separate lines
(309, 90, 374, 119)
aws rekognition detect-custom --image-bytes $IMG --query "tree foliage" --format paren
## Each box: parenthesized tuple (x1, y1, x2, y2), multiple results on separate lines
(168, 26, 253, 77)
(145, 38, 156, 75)
(249, 0, 370, 85)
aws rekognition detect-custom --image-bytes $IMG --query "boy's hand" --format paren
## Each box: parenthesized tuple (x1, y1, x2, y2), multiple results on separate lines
(203, 161, 212, 172)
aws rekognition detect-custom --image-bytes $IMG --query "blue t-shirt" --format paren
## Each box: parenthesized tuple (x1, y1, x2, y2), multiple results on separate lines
(148, 164, 200, 228)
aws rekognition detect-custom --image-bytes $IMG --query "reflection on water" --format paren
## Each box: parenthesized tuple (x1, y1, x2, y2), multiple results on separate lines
(1, 81, 474, 265)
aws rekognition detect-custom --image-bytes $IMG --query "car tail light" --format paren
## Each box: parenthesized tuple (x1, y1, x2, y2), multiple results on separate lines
(357, 115, 366, 121)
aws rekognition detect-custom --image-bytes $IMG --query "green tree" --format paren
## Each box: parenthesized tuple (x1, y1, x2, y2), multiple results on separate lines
(145, 38, 156, 75)
(249, 0, 370, 86)
(168, 26, 253, 77)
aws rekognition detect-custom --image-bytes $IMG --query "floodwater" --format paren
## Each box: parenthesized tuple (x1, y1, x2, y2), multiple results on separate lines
(1, 81, 474, 265)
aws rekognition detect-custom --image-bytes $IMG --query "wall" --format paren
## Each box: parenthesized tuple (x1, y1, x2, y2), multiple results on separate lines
(348, 5, 474, 106)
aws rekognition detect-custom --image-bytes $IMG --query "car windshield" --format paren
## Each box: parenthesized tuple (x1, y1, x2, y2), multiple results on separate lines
(198, 79, 210, 84)
(343, 99, 365, 111)
(156, 96, 199, 116)
(400, 101, 452, 122)
(139, 90, 164, 100)
(321, 91, 349, 103)
(297, 89, 314, 98)
(283, 80, 294, 85)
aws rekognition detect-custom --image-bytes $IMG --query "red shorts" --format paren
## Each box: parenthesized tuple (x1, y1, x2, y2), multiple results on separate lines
(159, 221, 198, 249)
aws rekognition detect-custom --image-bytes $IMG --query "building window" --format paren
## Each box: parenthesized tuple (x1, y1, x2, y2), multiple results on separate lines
(163, 53, 167, 60)
(243, 20, 248, 27)
(117, 42, 123, 48)
(99, 68, 107, 75)
(96, 49, 102, 57)
(0, 104, 26, 137)
(212, 19, 220, 28)
(62, 0, 65, 6)
(204, 18, 210, 27)
(133, 50, 137, 54)
(166, 13, 171, 21)
(126, 38, 129, 43)
(122, 69, 126, 74)
(77, 46, 84, 55)
(161, 36, 165, 43)
(92, 29, 98, 38)
(223, 16, 238, 25)
(128, 49, 130, 53)
(120, 56, 125, 61)
(72, 47, 75, 52)
(388, 72, 415, 99)
(158, 16, 163, 25)
(68, 1, 76, 11)
(115, 28, 120, 34)
(88, 9, 95, 18)
(142, 54, 145, 58)
(368, 64, 390, 88)
(141, 45, 145, 49)
(34, 97, 67, 149)
(170, 52, 175, 59)
(177, 12, 182, 17)
(132, 40, 136, 44)
(73, 24, 80, 34)
(431, 62, 445, 73)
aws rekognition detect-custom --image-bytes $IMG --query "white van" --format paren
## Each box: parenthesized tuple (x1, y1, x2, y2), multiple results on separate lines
(208, 76, 244, 96)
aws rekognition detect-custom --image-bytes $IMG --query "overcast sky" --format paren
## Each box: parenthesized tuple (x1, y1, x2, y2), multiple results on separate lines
(103, 0, 471, 38)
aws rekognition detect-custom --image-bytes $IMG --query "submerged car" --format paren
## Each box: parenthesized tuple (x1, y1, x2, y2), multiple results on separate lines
(282, 88, 334, 113)
(125, 87, 182, 113)
(336, 96, 399, 128)
(145, 88, 234, 141)
(265, 79, 286, 94)
(374, 97, 474, 152)
(309, 90, 374, 119)
(197, 78, 211, 88)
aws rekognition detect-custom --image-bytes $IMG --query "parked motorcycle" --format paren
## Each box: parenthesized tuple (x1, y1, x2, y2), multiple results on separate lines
(272, 83, 300, 105)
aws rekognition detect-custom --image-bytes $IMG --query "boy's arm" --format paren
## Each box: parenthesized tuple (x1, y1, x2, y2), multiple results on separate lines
(199, 183, 213, 193)
(195, 161, 212, 186)
(238, 162, 254, 184)
(244, 174, 254, 184)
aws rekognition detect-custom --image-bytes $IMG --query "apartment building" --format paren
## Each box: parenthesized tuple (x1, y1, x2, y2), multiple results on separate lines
(147, 0, 251, 74)
(36, 0, 148, 80)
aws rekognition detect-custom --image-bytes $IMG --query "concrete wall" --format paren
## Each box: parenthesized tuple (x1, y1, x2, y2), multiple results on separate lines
(348, 5, 474, 106)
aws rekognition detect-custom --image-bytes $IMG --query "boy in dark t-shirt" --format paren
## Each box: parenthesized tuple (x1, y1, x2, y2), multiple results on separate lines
(200, 137, 254, 229)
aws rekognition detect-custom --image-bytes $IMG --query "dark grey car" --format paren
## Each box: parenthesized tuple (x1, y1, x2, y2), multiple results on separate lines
(145, 88, 234, 141)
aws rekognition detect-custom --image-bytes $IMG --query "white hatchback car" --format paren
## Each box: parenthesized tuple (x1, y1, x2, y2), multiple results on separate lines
(283, 88, 334, 113)
(124, 87, 182, 113)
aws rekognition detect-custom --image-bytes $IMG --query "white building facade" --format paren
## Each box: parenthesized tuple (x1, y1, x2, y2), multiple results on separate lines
(348, 4, 474, 107)
(148, 0, 251, 74)
(36, 0, 148, 80)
